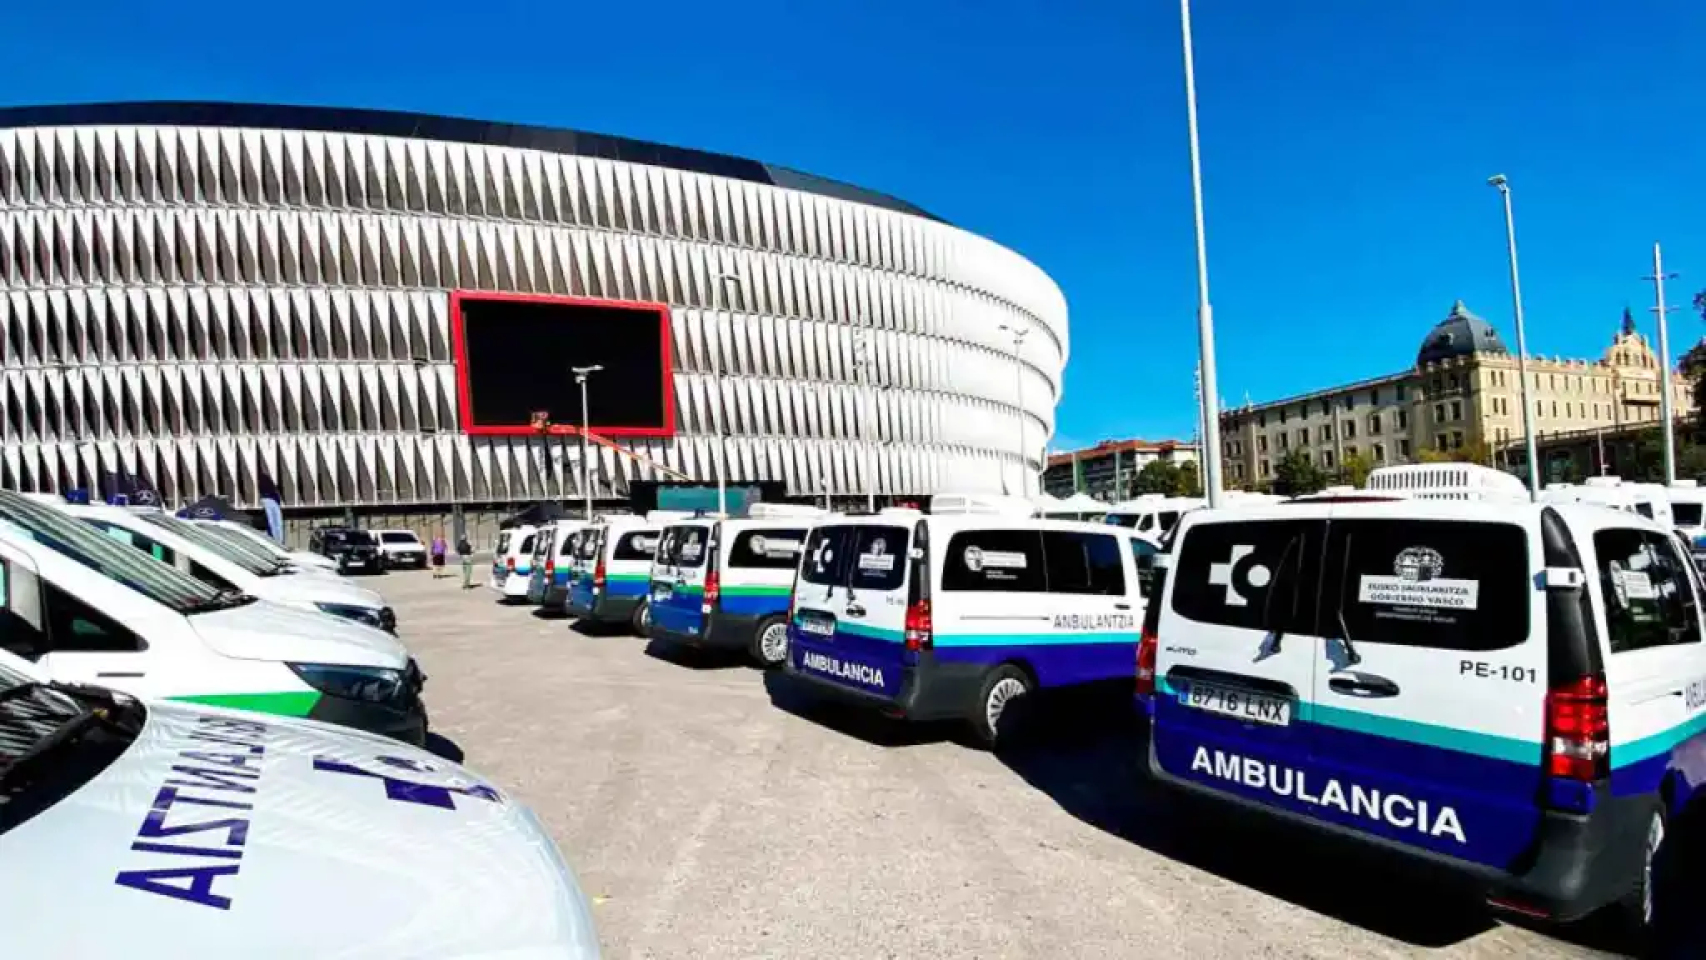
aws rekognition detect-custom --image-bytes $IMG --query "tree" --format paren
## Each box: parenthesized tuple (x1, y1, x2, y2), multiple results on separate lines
(1338, 450, 1375, 488)
(1416, 439, 1493, 466)
(1272, 449, 1328, 496)
(1176, 460, 1204, 497)
(1133, 458, 1201, 497)
(1132, 459, 1182, 496)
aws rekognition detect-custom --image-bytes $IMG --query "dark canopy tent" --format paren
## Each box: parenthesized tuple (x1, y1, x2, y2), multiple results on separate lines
(176, 495, 244, 522)
(499, 501, 568, 529)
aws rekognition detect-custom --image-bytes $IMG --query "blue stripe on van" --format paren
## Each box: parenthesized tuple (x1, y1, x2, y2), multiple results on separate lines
(719, 592, 790, 618)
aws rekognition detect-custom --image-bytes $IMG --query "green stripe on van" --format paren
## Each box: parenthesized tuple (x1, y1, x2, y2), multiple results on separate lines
(171, 691, 322, 716)
(723, 585, 791, 598)
(608, 573, 650, 584)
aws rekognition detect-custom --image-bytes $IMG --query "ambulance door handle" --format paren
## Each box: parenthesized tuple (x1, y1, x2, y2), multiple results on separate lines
(1114, 603, 1132, 611)
(97, 672, 145, 679)
(845, 604, 867, 618)
(1328, 672, 1400, 698)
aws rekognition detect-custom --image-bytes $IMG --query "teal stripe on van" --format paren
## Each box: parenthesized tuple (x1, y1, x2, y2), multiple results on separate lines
(1159, 676, 1705, 771)
(1617, 710, 1706, 767)
(1156, 676, 1538, 765)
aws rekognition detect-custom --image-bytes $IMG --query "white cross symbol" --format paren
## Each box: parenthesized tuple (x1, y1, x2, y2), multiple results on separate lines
(1208, 544, 1270, 607)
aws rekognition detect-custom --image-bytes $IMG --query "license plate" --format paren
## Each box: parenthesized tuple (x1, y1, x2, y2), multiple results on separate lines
(798, 616, 835, 637)
(652, 584, 672, 601)
(1177, 680, 1292, 727)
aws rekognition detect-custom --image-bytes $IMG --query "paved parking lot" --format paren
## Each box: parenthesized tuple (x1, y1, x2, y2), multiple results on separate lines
(383, 570, 1629, 959)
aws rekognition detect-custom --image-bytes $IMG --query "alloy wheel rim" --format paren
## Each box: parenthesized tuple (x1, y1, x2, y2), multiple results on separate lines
(985, 677, 1028, 734)
(760, 623, 789, 663)
(1644, 811, 1664, 925)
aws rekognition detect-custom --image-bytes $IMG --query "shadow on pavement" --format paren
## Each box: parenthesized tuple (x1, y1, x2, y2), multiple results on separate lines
(643, 639, 748, 671)
(761, 671, 958, 748)
(995, 712, 1638, 955)
(424, 732, 466, 764)
(530, 607, 570, 621)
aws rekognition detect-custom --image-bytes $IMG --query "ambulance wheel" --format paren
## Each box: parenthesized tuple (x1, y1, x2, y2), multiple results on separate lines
(631, 598, 651, 636)
(750, 616, 789, 670)
(969, 664, 1033, 749)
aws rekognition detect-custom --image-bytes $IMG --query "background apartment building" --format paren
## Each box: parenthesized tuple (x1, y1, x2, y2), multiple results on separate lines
(1042, 438, 1199, 500)
(1218, 301, 1692, 487)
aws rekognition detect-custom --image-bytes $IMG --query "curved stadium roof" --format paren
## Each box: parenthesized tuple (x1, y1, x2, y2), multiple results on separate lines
(0, 100, 946, 224)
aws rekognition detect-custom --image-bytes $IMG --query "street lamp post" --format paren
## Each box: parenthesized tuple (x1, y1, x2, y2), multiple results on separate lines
(712, 272, 743, 517)
(998, 323, 1030, 496)
(1180, 0, 1224, 508)
(1645, 243, 1679, 485)
(1487, 174, 1540, 500)
(571, 365, 603, 521)
(854, 320, 877, 513)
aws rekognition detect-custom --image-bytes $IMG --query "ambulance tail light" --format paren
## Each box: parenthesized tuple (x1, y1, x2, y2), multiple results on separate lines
(1135, 630, 1159, 697)
(506, 556, 515, 575)
(904, 599, 933, 652)
(545, 553, 555, 578)
(1544, 674, 1609, 782)
(593, 557, 606, 588)
(704, 571, 721, 606)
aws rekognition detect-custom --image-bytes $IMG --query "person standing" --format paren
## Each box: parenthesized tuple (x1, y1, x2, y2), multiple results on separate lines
(430, 533, 448, 579)
(458, 533, 475, 589)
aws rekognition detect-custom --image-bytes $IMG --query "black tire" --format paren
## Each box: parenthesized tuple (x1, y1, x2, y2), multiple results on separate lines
(631, 598, 651, 636)
(749, 616, 790, 670)
(967, 664, 1034, 749)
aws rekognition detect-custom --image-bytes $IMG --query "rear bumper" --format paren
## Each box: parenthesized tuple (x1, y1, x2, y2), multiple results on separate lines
(652, 611, 759, 651)
(1144, 738, 1643, 923)
(568, 591, 641, 624)
(783, 640, 985, 722)
(542, 583, 571, 610)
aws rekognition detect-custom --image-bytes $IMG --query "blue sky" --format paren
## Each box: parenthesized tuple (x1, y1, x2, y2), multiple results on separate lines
(5, 0, 1704, 453)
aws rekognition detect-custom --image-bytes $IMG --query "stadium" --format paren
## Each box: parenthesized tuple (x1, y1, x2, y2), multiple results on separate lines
(0, 102, 1068, 525)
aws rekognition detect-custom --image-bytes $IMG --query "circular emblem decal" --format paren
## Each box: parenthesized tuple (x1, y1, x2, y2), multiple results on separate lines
(134, 490, 157, 505)
(1394, 546, 1445, 582)
(750, 535, 768, 555)
(870, 538, 887, 556)
(964, 545, 985, 572)
(192, 506, 217, 519)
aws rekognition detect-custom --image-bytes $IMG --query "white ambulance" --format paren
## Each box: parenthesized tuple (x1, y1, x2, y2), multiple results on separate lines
(648, 504, 823, 667)
(0, 650, 599, 957)
(1143, 468, 1706, 947)
(0, 489, 427, 743)
(785, 505, 1156, 746)
(60, 504, 395, 634)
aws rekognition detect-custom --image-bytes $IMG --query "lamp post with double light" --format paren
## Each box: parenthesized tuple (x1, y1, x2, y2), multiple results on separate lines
(571, 364, 602, 521)
(712, 272, 744, 516)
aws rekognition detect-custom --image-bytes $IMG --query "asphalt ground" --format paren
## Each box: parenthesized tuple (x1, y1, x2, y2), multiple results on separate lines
(379, 568, 1630, 960)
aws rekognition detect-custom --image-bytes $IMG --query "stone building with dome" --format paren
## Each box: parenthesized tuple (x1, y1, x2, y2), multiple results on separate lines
(1217, 301, 1694, 487)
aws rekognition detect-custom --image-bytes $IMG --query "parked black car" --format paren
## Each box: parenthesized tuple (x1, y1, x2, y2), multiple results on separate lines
(309, 526, 386, 574)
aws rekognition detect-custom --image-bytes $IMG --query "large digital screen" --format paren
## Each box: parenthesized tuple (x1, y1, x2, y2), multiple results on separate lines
(451, 292, 674, 437)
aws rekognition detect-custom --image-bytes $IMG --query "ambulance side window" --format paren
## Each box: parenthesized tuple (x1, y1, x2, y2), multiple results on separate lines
(1042, 530, 1126, 596)
(613, 532, 659, 561)
(729, 528, 808, 570)
(1129, 538, 1160, 598)
(1596, 528, 1703, 654)
(941, 530, 1046, 593)
(42, 583, 144, 653)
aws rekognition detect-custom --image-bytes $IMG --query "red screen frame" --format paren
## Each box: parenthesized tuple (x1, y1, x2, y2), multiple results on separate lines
(449, 290, 676, 438)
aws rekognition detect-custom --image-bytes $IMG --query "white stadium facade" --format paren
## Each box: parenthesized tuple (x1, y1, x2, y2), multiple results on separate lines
(0, 102, 1067, 521)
